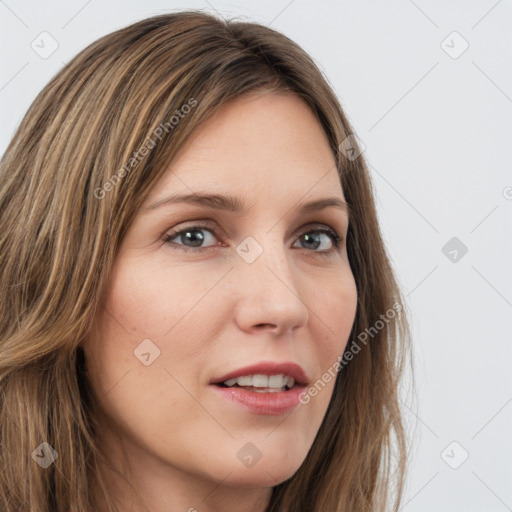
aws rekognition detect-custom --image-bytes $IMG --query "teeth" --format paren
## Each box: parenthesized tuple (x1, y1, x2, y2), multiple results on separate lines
(253, 374, 270, 387)
(237, 375, 253, 386)
(286, 376, 295, 388)
(268, 374, 284, 387)
(222, 374, 296, 389)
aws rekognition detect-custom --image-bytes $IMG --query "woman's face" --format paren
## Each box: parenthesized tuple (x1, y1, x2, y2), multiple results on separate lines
(83, 92, 358, 501)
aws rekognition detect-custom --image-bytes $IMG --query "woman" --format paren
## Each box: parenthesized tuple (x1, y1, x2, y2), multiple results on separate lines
(0, 10, 412, 512)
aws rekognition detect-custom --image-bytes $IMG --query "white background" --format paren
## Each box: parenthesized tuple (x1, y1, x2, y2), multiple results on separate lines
(1, 1, 511, 510)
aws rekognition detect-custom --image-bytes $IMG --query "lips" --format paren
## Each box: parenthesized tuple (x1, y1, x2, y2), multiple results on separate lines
(210, 361, 311, 415)
(209, 361, 310, 387)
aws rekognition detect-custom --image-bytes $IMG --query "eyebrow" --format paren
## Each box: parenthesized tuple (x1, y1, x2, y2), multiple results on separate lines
(145, 192, 351, 219)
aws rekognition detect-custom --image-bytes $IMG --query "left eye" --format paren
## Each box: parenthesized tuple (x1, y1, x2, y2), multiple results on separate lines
(162, 224, 342, 254)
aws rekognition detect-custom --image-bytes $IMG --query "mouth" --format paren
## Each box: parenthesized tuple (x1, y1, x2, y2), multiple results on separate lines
(215, 374, 298, 393)
(210, 361, 309, 389)
(209, 361, 310, 415)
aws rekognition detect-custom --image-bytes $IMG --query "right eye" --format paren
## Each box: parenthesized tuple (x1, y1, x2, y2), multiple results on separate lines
(162, 223, 222, 252)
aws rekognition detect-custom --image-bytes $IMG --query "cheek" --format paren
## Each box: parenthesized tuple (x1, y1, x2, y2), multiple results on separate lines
(87, 258, 214, 396)
(105, 256, 232, 342)
(313, 270, 358, 356)
(101, 258, 191, 337)
(300, 271, 357, 413)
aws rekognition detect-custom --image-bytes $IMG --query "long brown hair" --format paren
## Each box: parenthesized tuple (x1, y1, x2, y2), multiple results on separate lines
(0, 10, 413, 511)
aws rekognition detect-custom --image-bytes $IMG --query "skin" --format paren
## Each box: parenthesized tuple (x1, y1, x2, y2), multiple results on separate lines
(82, 92, 358, 512)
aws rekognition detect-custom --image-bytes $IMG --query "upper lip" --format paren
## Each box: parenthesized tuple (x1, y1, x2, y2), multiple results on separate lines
(210, 361, 310, 386)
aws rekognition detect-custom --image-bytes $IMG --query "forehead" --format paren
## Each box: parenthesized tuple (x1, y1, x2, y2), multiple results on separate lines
(149, 92, 344, 202)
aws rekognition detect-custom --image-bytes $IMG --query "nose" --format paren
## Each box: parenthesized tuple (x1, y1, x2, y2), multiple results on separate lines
(232, 237, 309, 337)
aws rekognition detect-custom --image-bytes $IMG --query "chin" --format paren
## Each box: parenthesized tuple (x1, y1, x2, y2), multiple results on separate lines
(223, 466, 299, 489)
(215, 451, 306, 489)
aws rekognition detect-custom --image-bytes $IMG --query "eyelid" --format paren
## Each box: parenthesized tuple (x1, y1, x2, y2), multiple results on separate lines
(162, 212, 346, 238)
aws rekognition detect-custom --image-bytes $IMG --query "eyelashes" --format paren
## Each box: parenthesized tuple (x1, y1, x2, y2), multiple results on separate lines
(162, 222, 343, 256)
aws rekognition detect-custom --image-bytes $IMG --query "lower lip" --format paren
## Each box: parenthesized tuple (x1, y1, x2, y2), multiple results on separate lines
(211, 385, 305, 415)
